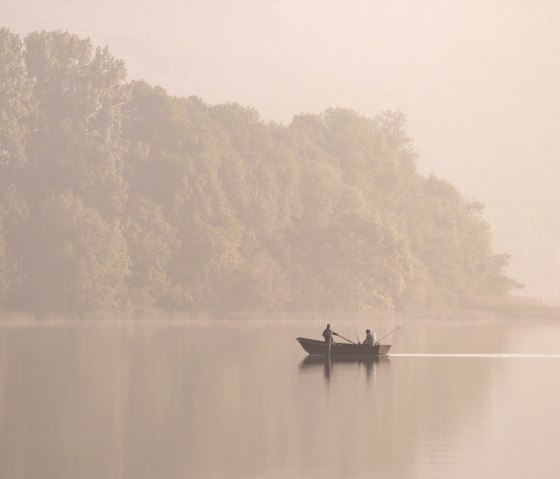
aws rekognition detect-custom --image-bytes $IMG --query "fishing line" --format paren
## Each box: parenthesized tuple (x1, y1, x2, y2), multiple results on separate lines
(375, 317, 417, 345)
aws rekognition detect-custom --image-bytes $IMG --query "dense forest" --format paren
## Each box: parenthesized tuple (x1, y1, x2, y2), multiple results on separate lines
(0, 29, 520, 314)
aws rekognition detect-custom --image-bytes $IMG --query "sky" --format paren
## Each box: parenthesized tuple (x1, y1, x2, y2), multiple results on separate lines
(3, 0, 560, 299)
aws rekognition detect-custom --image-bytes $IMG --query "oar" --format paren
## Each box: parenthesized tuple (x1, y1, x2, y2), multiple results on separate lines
(374, 318, 417, 345)
(333, 332, 357, 345)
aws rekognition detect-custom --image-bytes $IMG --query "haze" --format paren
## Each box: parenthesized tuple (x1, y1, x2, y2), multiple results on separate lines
(3, 0, 560, 299)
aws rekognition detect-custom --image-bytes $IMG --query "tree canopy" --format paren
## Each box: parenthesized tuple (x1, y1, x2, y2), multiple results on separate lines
(0, 29, 520, 313)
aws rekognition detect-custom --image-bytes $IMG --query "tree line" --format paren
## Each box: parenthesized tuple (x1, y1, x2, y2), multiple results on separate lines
(0, 29, 520, 314)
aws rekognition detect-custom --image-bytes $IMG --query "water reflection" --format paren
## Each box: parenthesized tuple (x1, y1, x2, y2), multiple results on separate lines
(298, 355, 387, 383)
(2, 318, 560, 479)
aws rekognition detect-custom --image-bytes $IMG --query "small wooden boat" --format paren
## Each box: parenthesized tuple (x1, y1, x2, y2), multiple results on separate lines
(296, 337, 391, 357)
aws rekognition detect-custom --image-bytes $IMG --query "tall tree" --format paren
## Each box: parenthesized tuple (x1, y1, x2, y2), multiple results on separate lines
(14, 191, 128, 312)
(24, 30, 129, 217)
(0, 28, 32, 306)
(126, 196, 184, 310)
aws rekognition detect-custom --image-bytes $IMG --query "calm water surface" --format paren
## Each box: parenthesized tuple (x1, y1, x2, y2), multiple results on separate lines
(1, 316, 560, 478)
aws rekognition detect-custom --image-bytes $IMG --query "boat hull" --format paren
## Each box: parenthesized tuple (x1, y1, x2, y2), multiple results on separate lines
(296, 337, 391, 356)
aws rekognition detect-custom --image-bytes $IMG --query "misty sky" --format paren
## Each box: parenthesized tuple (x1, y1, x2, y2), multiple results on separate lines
(3, 0, 560, 298)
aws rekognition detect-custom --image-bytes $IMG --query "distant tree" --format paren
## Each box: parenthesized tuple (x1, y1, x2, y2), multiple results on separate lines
(0, 28, 30, 175)
(123, 83, 246, 307)
(0, 28, 32, 306)
(397, 174, 519, 308)
(24, 30, 129, 217)
(0, 30, 519, 313)
(487, 253, 523, 295)
(126, 196, 185, 310)
(299, 161, 342, 230)
(220, 251, 292, 310)
(14, 192, 129, 312)
(373, 110, 417, 169)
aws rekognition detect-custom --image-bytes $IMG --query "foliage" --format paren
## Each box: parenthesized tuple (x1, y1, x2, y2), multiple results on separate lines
(0, 29, 520, 313)
(12, 191, 128, 312)
(24, 30, 129, 217)
(125, 195, 184, 310)
(0, 28, 30, 173)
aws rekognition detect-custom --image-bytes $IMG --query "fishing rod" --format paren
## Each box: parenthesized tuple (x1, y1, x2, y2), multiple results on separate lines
(375, 318, 417, 345)
(333, 332, 357, 345)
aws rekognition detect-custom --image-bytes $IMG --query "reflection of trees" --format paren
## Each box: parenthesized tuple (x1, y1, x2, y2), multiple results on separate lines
(0, 319, 514, 478)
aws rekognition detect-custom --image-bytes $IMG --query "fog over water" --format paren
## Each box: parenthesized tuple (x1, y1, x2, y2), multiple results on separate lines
(2, 318, 560, 478)
(3, 4, 560, 478)
(4, 0, 560, 299)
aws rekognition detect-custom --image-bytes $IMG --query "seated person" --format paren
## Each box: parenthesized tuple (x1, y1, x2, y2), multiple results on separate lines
(362, 329, 376, 346)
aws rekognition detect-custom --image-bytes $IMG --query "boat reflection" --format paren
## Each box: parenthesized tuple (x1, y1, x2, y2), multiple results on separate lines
(298, 355, 389, 382)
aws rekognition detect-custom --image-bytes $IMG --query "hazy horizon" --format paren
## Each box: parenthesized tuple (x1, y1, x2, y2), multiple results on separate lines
(3, 0, 560, 299)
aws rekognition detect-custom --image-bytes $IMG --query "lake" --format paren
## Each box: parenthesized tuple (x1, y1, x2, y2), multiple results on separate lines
(1, 316, 560, 478)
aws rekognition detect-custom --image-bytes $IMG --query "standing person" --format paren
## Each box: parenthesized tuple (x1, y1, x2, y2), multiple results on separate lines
(322, 324, 336, 344)
(363, 329, 376, 346)
(322, 323, 336, 356)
